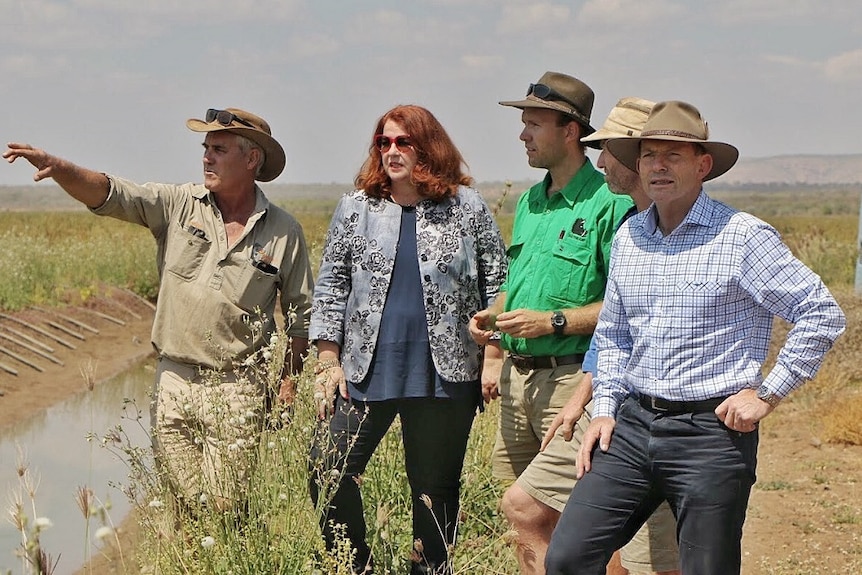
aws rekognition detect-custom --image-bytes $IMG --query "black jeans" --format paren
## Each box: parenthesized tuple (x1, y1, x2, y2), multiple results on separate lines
(309, 395, 477, 574)
(546, 395, 758, 575)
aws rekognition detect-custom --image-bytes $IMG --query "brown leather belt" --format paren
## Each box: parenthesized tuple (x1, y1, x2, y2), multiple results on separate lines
(509, 353, 585, 375)
(638, 393, 727, 414)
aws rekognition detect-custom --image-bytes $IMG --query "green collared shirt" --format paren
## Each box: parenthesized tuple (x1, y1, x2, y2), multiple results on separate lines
(93, 176, 313, 370)
(501, 160, 632, 356)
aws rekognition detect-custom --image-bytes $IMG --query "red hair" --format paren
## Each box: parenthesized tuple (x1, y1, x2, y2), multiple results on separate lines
(355, 105, 473, 200)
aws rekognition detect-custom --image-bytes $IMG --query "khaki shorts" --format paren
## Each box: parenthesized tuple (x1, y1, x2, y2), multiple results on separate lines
(492, 357, 590, 512)
(492, 356, 680, 572)
(620, 501, 680, 573)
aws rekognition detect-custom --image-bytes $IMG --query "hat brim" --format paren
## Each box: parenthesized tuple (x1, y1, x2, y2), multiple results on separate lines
(605, 136, 739, 182)
(186, 119, 286, 182)
(499, 97, 599, 147)
(579, 126, 626, 150)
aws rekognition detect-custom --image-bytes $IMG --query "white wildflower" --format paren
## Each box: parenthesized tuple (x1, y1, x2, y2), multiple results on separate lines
(236, 438, 247, 449)
(228, 442, 239, 452)
(201, 536, 216, 549)
(262, 349, 273, 361)
(267, 441, 276, 449)
(35, 517, 53, 531)
(269, 334, 279, 346)
(278, 493, 287, 501)
(148, 499, 164, 509)
(199, 493, 208, 505)
(237, 415, 247, 426)
(95, 526, 114, 541)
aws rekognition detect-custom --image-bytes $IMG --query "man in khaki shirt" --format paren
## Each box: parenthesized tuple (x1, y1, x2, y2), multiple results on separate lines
(4, 108, 313, 512)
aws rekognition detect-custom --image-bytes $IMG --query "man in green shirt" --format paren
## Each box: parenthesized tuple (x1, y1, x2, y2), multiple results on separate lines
(471, 72, 632, 574)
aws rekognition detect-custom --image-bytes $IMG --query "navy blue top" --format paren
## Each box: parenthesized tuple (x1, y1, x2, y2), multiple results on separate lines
(350, 206, 479, 402)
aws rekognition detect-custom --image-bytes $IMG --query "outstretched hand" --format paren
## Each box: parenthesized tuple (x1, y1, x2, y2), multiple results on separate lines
(3, 143, 60, 182)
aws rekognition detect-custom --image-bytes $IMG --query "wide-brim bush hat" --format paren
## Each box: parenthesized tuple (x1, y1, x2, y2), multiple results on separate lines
(186, 107, 286, 182)
(581, 97, 656, 147)
(499, 71, 598, 146)
(606, 100, 739, 181)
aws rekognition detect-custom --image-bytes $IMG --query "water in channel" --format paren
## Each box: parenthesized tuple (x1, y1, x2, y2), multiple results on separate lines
(0, 360, 152, 575)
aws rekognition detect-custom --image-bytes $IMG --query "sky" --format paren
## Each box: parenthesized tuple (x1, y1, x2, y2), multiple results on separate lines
(1, 0, 861, 187)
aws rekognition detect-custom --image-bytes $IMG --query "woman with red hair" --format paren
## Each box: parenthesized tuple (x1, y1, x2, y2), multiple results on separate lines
(309, 105, 507, 574)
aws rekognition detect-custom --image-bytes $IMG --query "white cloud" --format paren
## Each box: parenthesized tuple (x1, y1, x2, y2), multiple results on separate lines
(287, 33, 340, 59)
(496, 3, 571, 35)
(577, 0, 683, 28)
(823, 48, 862, 82)
(73, 0, 306, 21)
(763, 48, 862, 83)
(461, 55, 505, 70)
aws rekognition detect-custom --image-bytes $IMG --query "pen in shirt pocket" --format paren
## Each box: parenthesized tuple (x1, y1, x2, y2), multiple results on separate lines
(186, 224, 207, 240)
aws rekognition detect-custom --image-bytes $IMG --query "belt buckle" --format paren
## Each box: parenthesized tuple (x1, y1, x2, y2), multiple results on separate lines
(509, 353, 532, 375)
(649, 395, 669, 413)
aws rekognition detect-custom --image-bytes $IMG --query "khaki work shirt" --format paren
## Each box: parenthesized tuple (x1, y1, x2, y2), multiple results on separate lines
(93, 176, 313, 370)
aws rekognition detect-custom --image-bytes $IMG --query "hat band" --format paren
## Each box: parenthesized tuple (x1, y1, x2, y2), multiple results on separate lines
(641, 129, 704, 140)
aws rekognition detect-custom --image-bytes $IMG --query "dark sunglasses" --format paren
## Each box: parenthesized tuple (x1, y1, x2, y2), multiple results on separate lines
(374, 134, 413, 153)
(206, 108, 255, 129)
(527, 83, 580, 111)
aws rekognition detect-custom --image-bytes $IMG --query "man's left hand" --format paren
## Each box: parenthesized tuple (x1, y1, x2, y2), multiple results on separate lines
(715, 388, 774, 432)
(494, 308, 552, 339)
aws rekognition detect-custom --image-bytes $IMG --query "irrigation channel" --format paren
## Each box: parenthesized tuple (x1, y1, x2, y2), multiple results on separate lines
(0, 360, 151, 575)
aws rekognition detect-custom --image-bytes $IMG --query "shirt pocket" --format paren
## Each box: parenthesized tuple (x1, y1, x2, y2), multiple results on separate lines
(233, 260, 279, 313)
(546, 235, 593, 306)
(672, 280, 730, 334)
(166, 222, 210, 281)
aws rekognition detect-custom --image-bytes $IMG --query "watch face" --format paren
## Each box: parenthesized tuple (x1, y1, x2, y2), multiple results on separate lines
(552, 312, 565, 326)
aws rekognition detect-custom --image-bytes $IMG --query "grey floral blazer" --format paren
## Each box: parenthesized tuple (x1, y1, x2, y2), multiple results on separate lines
(309, 186, 508, 383)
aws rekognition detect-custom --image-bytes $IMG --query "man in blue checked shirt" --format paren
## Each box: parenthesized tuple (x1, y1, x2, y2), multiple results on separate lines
(545, 101, 846, 575)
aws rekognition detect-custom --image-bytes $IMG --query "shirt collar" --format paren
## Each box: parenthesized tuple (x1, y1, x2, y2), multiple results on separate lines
(194, 184, 271, 215)
(532, 158, 601, 208)
(642, 189, 711, 236)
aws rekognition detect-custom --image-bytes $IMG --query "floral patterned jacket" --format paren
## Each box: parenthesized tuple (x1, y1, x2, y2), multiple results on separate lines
(309, 186, 508, 383)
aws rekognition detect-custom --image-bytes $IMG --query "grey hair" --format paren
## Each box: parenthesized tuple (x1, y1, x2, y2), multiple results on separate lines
(235, 134, 266, 178)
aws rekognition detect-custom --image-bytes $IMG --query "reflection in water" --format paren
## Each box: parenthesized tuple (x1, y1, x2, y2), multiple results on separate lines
(0, 360, 153, 575)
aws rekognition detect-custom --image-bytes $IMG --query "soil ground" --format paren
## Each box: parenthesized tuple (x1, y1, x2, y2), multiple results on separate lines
(1, 291, 860, 574)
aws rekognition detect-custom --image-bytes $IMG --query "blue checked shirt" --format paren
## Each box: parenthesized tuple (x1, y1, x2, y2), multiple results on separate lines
(593, 191, 846, 419)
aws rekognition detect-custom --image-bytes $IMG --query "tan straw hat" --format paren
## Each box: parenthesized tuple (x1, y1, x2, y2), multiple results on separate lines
(605, 100, 739, 181)
(499, 71, 598, 145)
(581, 97, 656, 145)
(186, 108, 286, 182)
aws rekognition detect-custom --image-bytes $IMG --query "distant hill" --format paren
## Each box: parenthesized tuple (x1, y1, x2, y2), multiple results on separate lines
(1, 155, 861, 211)
(717, 154, 862, 186)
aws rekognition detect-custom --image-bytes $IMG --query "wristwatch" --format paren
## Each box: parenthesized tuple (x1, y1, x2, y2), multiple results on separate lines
(756, 385, 781, 408)
(551, 310, 567, 336)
